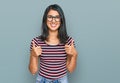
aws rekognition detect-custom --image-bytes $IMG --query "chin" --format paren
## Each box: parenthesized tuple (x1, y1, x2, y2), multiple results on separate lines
(50, 28, 58, 31)
(49, 26, 60, 31)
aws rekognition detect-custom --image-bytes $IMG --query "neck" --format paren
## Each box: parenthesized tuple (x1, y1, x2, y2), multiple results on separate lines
(47, 30, 58, 41)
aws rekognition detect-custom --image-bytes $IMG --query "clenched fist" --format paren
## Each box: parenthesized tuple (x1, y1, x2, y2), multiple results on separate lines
(31, 41, 42, 57)
(65, 40, 77, 57)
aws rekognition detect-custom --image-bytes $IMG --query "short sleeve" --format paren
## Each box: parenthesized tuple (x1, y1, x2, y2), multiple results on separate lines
(30, 37, 39, 51)
(66, 36, 76, 47)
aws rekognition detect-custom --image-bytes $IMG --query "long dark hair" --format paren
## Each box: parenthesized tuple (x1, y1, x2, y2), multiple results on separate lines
(40, 4, 68, 44)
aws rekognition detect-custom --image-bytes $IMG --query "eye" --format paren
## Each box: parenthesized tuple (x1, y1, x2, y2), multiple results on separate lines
(56, 16, 60, 18)
(47, 15, 52, 18)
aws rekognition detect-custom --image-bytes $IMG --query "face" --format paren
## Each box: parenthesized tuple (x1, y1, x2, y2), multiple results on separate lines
(47, 9, 61, 32)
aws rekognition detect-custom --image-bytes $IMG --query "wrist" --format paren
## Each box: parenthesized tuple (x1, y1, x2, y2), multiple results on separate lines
(72, 50, 77, 57)
(31, 54, 38, 57)
(72, 54, 77, 58)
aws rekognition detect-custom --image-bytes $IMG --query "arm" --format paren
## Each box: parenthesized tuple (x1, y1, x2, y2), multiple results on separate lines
(65, 39, 78, 73)
(29, 50, 38, 75)
(28, 41, 42, 75)
(66, 49, 78, 73)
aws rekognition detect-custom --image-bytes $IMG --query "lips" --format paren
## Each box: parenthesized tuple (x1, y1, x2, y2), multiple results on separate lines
(50, 24, 57, 28)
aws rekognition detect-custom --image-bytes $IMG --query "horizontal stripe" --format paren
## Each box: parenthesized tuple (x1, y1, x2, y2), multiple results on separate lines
(40, 67, 66, 76)
(39, 71, 66, 80)
(40, 65, 66, 71)
(40, 61, 66, 69)
(39, 69, 67, 77)
(42, 49, 65, 52)
(40, 60, 66, 65)
(30, 36, 74, 79)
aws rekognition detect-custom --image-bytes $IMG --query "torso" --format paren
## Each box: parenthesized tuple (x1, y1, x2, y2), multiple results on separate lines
(31, 36, 73, 80)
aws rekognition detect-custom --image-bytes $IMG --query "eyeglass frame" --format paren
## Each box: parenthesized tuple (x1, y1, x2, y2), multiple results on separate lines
(47, 15, 61, 22)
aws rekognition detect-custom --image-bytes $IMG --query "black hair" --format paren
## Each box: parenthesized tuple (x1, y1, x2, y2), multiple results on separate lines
(40, 4, 68, 44)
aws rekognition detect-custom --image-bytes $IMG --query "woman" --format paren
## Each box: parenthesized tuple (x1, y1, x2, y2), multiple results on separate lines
(29, 4, 78, 83)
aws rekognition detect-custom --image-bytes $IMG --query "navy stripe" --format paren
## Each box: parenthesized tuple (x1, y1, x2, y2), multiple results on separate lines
(30, 36, 74, 79)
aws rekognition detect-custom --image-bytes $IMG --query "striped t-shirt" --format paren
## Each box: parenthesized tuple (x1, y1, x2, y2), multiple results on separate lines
(30, 36, 74, 80)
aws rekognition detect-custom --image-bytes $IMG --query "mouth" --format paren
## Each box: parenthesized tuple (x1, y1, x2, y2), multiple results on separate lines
(50, 23, 57, 28)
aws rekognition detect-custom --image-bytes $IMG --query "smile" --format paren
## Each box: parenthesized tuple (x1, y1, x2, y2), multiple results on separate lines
(50, 24, 57, 27)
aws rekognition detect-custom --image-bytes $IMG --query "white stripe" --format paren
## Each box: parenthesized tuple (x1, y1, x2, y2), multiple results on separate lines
(41, 61, 66, 65)
(67, 38, 72, 45)
(42, 46, 64, 49)
(42, 51, 66, 54)
(41, 54, 66, 57)
(40, 56, 66, 59)
(42, 48, 65, 51)
(40, 61, 66, 67)
(39, 68, 67, 76)
(39, 71, 66, 79)
(40, 63, 66, 71)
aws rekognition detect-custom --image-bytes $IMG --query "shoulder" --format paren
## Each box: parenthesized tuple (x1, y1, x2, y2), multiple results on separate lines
(31, 35, 43, 45)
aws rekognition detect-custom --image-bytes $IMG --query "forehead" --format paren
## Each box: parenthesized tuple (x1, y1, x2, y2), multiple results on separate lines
(47, 9, 59, 16)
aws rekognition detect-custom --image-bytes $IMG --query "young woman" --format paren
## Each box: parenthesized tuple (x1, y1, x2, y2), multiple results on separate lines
(29, 4, 78, 83)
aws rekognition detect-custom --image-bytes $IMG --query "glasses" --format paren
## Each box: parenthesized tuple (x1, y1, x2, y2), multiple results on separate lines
(47, 15, 60, 22)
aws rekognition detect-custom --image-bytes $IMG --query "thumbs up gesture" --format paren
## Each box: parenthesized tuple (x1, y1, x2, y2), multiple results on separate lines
(31, 41, 42, 57)
(65, 40, 77, 57)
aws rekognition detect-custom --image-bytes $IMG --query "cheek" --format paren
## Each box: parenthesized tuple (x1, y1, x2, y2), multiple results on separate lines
(46, 21, 49, 26)
(57, 22, 61, 27)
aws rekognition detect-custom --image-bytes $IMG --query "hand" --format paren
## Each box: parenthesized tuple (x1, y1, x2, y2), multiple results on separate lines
(65, 40, 77, 57)
(31, 41, 42, 57)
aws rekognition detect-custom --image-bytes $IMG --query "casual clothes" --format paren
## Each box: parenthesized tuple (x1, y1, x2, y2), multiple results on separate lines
(30, 36, 74, 82)
(36, 74, 68, 83)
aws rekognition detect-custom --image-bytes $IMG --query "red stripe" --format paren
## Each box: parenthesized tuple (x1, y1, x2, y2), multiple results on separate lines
(30, 36, 74, 79)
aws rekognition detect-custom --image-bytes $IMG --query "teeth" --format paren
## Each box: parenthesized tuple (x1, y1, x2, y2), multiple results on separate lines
(51, 24, 56, 27)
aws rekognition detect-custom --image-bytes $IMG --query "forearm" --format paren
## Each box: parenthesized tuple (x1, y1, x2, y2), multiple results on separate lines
(29, 51, 38, 75)
(67, 54, 77, 73)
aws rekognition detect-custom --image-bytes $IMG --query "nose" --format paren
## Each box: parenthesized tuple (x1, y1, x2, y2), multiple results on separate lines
(52, 18, 56, 22)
